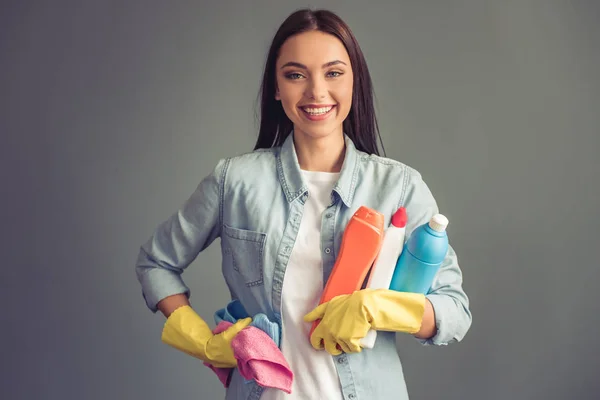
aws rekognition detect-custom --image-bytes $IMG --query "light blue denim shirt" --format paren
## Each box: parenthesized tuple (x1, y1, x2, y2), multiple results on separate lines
(135, 133, 472, 400)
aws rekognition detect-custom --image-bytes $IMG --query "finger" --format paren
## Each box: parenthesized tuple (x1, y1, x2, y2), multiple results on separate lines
(234, 317, 253, 329)
(336, 339, 353, 354)
(342, 338, 362, 354)
(323, 335, 342, 356)
(222, 317, 252, 340)
(310, 334, 324, 351)
(310, 325, 325, 350)
(303, 303, 328, 322)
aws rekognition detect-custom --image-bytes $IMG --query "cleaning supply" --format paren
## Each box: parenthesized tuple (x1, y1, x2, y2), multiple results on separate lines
(360, 207, 408, 349)
(214, 299, 280, 347)
(389, 214, 449, 294)
(206, 321, 294, 394)
(308, 206, 385, 347)
(304, 288, 425, 355)
(213, 299, 280, 383)
(161, 305, 252, 368)
(209, 299, 283, 386)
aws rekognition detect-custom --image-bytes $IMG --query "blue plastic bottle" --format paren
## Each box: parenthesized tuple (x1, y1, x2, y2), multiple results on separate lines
(389, 214, 449, 294)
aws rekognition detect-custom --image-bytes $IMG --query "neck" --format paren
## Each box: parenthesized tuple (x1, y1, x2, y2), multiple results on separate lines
(293, 130, 345, 172)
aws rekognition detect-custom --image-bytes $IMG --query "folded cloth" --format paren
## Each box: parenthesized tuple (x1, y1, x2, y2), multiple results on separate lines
(214, 300, 280, 347)
(205, 321, 293, 394)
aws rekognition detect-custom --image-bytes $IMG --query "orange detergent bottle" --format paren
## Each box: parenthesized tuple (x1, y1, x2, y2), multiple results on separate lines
(309, 205, 385, 340)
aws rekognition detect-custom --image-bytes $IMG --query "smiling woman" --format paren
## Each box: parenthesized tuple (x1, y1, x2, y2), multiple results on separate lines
(274, 31, 354, 172)
(254, 9, 382, 160)
(275, 32, 353, 140)
(135, 7, 471, 400)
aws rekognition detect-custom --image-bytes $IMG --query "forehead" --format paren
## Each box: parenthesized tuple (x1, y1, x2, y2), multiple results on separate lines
(277, 30, 350, 66)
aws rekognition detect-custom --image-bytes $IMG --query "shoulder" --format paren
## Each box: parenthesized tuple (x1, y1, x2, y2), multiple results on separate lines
(357, 151, 424, 185)
(212, 147, 279, 185)
(228, 147, 278, 165)
(355, 150, 435, 206)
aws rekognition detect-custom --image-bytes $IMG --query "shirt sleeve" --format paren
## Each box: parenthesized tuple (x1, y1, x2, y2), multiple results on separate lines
(400, 167, 472, 345)
(134, 158, 228, 313)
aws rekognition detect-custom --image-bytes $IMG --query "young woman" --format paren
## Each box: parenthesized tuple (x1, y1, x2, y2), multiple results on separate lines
(135, 8, 472, 400)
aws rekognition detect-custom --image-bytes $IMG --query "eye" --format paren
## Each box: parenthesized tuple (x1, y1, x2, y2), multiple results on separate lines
(285, 72, 304, 80)
(327, 71, 343, 78)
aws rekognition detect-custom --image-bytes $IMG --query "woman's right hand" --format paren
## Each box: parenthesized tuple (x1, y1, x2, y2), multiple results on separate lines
(160, 302, 251, 368)
(201, 316, 252, 367)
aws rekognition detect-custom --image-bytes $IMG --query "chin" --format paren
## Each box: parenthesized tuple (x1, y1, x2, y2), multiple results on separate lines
(293, 113, 347, 138)
(295, 124, 343, 140)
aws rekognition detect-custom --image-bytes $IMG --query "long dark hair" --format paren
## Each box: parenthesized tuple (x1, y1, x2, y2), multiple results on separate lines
(253, 8, 385, 156)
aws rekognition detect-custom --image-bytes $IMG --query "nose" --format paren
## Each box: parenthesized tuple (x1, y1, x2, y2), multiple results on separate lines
(304, 76, 327, 100)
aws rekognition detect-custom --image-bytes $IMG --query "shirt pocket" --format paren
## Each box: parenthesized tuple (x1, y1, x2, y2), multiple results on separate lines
(222, 224, 266, 287)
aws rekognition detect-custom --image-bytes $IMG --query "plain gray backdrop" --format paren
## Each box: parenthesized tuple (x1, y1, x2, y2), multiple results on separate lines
(2, 1, 599, 399)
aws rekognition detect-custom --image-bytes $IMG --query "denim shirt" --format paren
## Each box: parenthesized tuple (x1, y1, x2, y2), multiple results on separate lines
(135, 133, 472, 400)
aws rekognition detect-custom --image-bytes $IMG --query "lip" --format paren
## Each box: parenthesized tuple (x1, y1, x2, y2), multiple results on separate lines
(299, 104, 337, 122)
(299, 104, 336, 108)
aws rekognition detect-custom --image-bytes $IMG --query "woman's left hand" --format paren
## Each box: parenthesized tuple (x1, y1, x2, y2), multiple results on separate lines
(303, 289, 426, 355)
(303, 291, 371, 355)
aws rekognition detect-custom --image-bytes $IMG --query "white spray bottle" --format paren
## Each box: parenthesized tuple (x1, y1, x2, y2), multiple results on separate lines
(360, 207, 407, 349)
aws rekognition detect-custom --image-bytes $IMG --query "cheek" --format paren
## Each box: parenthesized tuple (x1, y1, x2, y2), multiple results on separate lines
(281, 97, 299, 115)
(276, 85, 302, 119)
(280, 89, 304, 113)
(336, 85, 353, 110)
(334, 78, 353, 103)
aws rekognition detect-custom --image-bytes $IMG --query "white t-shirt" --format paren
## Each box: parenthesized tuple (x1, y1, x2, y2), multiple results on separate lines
(261, 170, 343, 400)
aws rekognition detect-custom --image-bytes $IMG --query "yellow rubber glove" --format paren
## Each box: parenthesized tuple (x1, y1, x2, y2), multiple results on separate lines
(161, 305, 252, 368)
(303, 289, 426, 355)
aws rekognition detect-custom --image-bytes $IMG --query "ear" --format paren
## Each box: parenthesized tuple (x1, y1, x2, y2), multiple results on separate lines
(275, 88, 280, 101)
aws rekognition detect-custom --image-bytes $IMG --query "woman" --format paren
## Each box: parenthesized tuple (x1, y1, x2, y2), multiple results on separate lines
(135, 8, 472, 400)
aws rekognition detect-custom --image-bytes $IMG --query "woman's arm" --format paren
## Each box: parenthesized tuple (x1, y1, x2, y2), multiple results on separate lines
(414, 298, 436, 339)
(157, 294, 191, 318)
(135, 159, 228, 313)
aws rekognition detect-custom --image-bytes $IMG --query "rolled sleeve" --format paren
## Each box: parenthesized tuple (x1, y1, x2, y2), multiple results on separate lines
(135, 158, 228, 312)
(418, 245, 472, 346)
(400, 168, 472, 346)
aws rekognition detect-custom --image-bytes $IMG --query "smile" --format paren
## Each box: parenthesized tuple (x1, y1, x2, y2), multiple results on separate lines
(302, 105, 334, 115)
(299, 105, 336, 121)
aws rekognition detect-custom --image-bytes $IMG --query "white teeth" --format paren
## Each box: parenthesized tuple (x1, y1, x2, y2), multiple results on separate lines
(302, 106, 333, 115)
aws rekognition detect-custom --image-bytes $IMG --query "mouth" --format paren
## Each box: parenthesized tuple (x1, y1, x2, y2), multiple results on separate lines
(299, 104, 336, 121)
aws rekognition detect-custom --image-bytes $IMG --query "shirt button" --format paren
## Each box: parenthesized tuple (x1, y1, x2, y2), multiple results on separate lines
(337, 356, 346, 364)
(325, 213, 333, 218)
(325, 248, 331, 254)
(348, 395, 355, 399)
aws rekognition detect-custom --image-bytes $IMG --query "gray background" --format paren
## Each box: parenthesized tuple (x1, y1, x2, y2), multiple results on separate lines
(2, 1, 599, 399)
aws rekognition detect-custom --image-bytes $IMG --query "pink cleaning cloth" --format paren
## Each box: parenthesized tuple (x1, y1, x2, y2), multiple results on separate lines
(204, 321, 294, 394)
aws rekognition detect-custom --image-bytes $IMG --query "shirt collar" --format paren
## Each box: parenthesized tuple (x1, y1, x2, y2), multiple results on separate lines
(276, 131, 360, 207)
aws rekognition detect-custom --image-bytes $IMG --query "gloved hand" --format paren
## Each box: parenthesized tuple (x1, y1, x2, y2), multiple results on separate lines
(303, 288, 426, 355)
(161, 305, 252, 368)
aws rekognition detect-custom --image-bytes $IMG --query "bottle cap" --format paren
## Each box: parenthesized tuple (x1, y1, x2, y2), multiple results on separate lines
(391, 207, 407, 228)
(429, 214, 449, 232)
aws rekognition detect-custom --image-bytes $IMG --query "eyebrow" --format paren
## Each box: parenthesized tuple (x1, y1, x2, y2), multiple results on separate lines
(280, 60, 347, 69)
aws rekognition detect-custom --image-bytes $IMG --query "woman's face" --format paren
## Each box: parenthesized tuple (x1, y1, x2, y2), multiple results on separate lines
(275, 30, 353, 141)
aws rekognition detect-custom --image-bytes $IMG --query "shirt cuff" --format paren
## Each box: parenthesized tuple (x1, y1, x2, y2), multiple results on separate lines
(137, 267, 190, 313)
